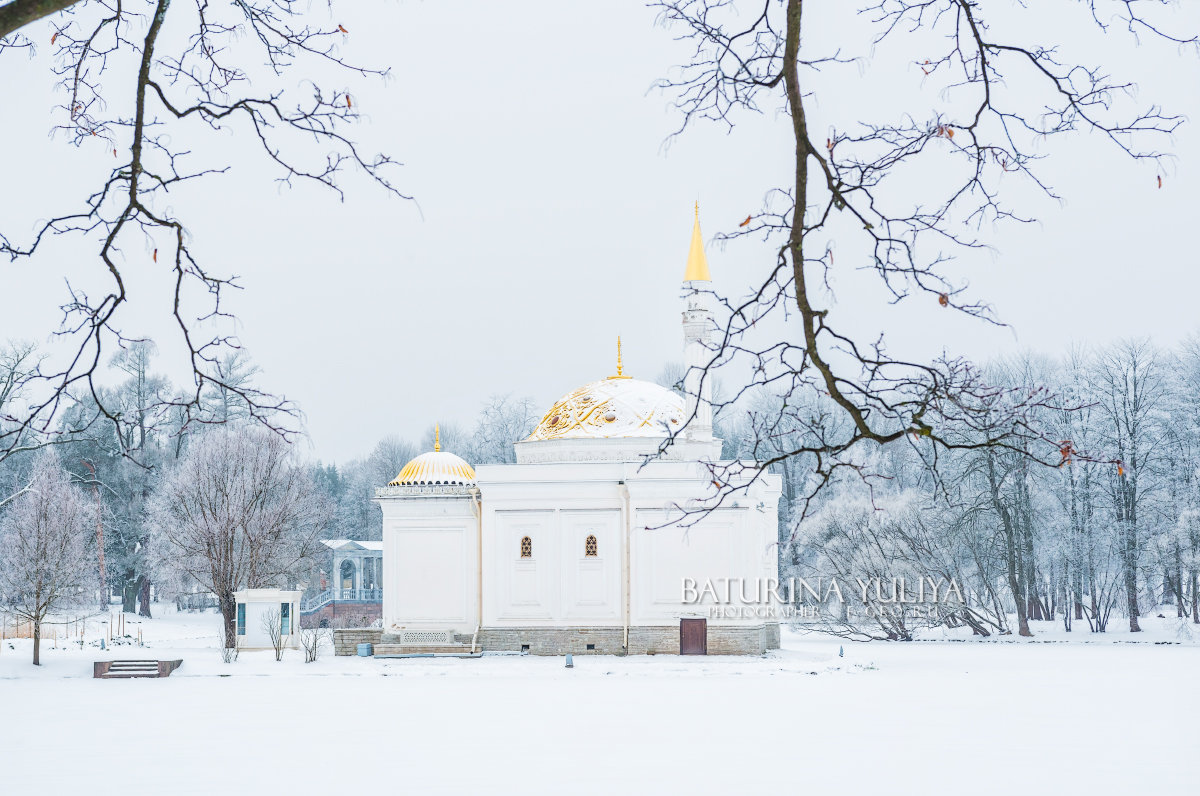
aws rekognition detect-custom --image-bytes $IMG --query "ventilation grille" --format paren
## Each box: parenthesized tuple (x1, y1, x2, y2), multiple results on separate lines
(400, 631, 454, 646)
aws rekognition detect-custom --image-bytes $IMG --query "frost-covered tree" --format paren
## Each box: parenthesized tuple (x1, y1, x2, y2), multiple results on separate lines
(146, 428, 330, 648)
(1090, 339, 1169, 632)
(0, 341, 43, 463)
(0, 449, 93, 664)
(1170, 337, 1200, 624)
(466, 394, 540, 465)
(718, 337, 1200, 638)
(56, 340, 173, 616)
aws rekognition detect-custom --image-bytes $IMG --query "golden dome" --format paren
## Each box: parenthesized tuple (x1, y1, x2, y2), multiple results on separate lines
(389, 450, 475, 486)
(527, 377, 686, 441)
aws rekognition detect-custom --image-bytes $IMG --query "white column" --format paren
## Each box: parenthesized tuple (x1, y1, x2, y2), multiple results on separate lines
(682, 281, 713, 441)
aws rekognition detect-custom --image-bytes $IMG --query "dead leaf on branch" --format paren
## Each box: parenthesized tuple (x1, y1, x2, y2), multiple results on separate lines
(1058, 440, 1074, 465)
(938, 293, 949, 307)
(739, 216, 752, 227)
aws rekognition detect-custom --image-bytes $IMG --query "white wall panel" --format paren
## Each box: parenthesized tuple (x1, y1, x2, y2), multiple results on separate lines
(493, 511, 556, 620)
(393, 528, 467, 622)
(632, 508, 759, 624)
(559, 510, 620, 620)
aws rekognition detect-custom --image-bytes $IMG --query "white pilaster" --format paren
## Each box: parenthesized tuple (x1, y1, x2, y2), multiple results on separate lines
(682, 280, 713, 441)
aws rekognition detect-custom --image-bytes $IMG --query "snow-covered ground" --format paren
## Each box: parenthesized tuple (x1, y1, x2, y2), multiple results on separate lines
(2, 608, 1197, 795)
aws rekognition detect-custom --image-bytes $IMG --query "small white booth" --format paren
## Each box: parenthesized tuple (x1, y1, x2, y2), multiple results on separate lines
(234, 588, 302, 651)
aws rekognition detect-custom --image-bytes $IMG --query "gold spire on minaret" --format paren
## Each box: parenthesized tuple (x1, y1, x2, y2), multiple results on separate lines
(609, 336, 631, 380)
(434, 423, 441, 452)
(683, 201, 711, 282)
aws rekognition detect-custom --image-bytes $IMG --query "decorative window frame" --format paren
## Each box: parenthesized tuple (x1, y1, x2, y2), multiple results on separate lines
(584, 534, 598, 557)
(520, 536, 533, 558)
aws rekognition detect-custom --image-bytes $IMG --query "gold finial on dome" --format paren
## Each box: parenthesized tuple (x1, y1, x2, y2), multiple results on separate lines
(609, 336, 630, 380)
(434, 423, 441, 452)
(684, 202, 711, 282)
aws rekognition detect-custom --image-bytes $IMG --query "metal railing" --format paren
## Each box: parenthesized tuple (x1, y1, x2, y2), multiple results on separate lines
(300, 588, 383, 613)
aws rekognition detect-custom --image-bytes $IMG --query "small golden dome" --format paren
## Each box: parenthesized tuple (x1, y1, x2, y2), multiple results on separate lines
(389, 450, 475, 486)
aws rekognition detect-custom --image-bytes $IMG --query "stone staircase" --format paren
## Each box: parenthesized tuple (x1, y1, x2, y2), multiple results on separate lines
(93, 659, 183, 679)
(372, 631, 475, 656)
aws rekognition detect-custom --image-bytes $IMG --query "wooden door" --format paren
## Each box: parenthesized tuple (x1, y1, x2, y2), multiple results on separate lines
(680, 618, 707, 655)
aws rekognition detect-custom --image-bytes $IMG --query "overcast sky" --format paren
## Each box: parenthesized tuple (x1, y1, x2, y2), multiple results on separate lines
(2, 1, 1198, 465)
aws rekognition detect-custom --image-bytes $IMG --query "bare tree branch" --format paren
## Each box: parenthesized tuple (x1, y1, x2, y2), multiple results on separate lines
(651, 0, 1193, 523)
(1, 0, 405, 464)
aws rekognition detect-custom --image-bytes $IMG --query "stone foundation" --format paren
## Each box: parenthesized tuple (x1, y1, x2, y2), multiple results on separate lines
(765, 621, 781, 650)
(333, 628, 383, 656)
(337, 623, 781, 656)
(478, 627, 626, 656)
(478, 623, 780, 656)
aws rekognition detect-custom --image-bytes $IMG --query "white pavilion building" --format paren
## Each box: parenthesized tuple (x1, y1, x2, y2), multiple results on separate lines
(373, 209, 783, 655)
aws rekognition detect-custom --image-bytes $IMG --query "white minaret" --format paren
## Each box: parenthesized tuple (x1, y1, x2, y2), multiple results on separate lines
(682, 203, 713, 442)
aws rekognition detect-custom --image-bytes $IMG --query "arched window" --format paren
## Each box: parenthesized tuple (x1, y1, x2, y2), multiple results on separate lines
(520, 536, 532, 558)
(585, 535, 598, 557)
(340, 559, 356, 591)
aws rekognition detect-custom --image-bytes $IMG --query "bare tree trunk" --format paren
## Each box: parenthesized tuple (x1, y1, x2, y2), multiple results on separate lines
(1069, 471, 1084, 620)
(986, 454, 1031, 636)
(1125, 572, 1141, 631)
(1116, 488, 1141, 632)
(1074, 568, 1085, 620)
(1049, 564, 1058, 621)
(1174, 547, 1185, 619)
(1061, 561, 1072, 632)
(219, 591, 238, 649)
(137, 576, 152, 618)
(1007, 536, 1032, 636)
(121, 571, 138, 614)
(32, 617, 41, 666)
(1191, 569, 1199, 625)
(1124, 522, 1141, 633)
(1019, 488, 1042, 622)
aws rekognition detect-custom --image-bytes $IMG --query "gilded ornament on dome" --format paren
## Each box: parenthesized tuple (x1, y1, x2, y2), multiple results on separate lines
(526, 377, 686, 441)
